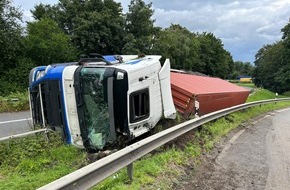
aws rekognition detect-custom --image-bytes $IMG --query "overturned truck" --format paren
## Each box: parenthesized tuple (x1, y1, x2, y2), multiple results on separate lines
(28, 55, 176, 150)
(29, 55, 250, 151)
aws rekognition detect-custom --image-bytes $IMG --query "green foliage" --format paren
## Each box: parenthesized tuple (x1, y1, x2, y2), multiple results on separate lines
(152, 24, 200, 71)
(237, 82, 256, 88)
(0, 91, 29, 113)
(94, 148, 184, 190)
(229, 61, 255, 79)
(25, 18, 77, 66)
(152, 25, 234, 78)
(254, 21, 290, 94)
(246, 89, 286, 102)
(197, 32, 233, 79)
(0, 57, 36, 95)
(0, 133, 87, 190)
(282, 91, 290, 97)
(32, 0, 125, 55)
(30, 3, 59, 20)
(0, 0, 29, 95)
(0, 0, 23, 70)
(123, 0, 158, 54)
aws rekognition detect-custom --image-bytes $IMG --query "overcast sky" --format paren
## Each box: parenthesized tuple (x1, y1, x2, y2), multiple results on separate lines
(13, 0, 290, 63)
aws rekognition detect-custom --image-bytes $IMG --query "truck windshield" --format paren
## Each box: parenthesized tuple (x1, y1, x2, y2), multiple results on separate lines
(80, 67, 110, 149)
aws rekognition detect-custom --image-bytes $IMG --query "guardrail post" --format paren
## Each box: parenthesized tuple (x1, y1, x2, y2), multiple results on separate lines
(127, 163, 133, 182)
(44, 129, 50, 142)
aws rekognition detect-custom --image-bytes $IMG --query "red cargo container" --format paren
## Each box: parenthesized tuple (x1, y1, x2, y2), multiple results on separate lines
(171, 72, 250, 117)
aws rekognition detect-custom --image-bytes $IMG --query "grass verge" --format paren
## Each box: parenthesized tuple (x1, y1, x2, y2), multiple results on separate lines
(0, 91, 29, 113)
(0, 133, 88, 190)
(236, 82, 256, 88)
(247, 88, 287, 102)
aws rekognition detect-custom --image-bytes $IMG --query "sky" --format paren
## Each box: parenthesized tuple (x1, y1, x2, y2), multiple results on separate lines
(13, 0, 290, 63)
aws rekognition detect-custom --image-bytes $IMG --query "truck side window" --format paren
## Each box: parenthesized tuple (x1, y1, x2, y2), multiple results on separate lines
(130, 89, 150, 123)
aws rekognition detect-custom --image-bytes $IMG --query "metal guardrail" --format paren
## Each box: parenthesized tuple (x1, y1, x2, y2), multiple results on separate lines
(33, 98, 289, 189)
(0, 128, 52, 142)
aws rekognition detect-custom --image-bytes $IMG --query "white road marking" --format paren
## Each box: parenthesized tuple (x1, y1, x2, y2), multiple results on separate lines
(252, 114, 271, 125)
(217, 113, 273, 162)
(216, 129, 246, 162)
(276, 108, 290, 113)
(0, 118, 32, 125)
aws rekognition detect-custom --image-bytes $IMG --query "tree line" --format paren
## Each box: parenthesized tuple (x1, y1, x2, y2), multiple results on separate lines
(1, 0, 252, 96)
(253, 21, 290, 94)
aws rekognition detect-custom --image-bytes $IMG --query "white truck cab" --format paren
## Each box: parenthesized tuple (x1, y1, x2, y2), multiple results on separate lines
(29, 55, 176, 150)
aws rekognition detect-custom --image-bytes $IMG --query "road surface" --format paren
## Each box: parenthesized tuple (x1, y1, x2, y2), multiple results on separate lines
(177, 108, 290, 190)
(0, 111, 32, 138)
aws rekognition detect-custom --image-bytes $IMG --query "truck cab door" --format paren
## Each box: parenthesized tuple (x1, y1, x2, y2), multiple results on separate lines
(159, 59, 176, 119)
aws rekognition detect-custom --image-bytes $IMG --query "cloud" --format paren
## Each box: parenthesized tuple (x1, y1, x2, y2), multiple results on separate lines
(145, 0, 290, 62)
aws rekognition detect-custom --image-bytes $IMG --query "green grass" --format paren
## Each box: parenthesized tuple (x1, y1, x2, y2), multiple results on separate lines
(94, 148, 188, 190)
(1, 88, 290, 189)
(0, 133, 87, 190)
(0, 91, 29, 113)
(236, 82, 256, 88)
(247, 88, 288, 102)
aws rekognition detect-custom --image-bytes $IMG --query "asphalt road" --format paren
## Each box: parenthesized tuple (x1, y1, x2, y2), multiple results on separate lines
(178, 108, 290, 190)
(0, 110, 32, 138)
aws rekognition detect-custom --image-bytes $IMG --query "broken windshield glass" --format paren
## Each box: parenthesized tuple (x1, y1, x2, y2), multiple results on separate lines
(80, 67, 110, 149)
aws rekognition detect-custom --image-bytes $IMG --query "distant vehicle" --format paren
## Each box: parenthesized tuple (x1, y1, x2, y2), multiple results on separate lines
(236, 75, 252, 82)
(28, 54, 176, 151)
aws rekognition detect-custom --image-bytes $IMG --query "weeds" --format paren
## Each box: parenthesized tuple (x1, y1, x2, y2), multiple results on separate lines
(0, 91, 29, 113)
(0, 132, 87, 190)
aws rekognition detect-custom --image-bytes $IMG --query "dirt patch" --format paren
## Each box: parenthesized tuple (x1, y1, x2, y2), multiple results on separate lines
(143, 162, 186, 190)
(171, 124, 247, 190)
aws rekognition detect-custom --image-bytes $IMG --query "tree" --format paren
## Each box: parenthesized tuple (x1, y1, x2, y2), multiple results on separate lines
(253, 42, 285, 92)
(253, 21, 290, 94)
(0, 0, 27, 95)
(152, 24, 200, 71)
(228, 61, 255, 79)
(123, 0, 158, 54)
(0, 0, 23, 70)
(152, 25, 234, 78)
(197, 32, 233, 78)
(30, 3, 59, 21)
(276, 21, 290, 92)
(25, 18, 77, 66)
(31, 0, 125, 55)
(281, 20, 290, 51)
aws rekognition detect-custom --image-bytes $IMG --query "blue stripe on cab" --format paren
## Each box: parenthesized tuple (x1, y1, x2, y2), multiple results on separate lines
(126, 59, 142, 65)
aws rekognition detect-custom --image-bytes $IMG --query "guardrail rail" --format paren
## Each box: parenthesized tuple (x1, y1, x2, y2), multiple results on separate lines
(0, 128, 52, 142)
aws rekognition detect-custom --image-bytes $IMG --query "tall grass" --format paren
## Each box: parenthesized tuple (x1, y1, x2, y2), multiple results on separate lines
(0, 133, 87, 190)
(0, 91, 29, 113)
(247, 88, 287, 102)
